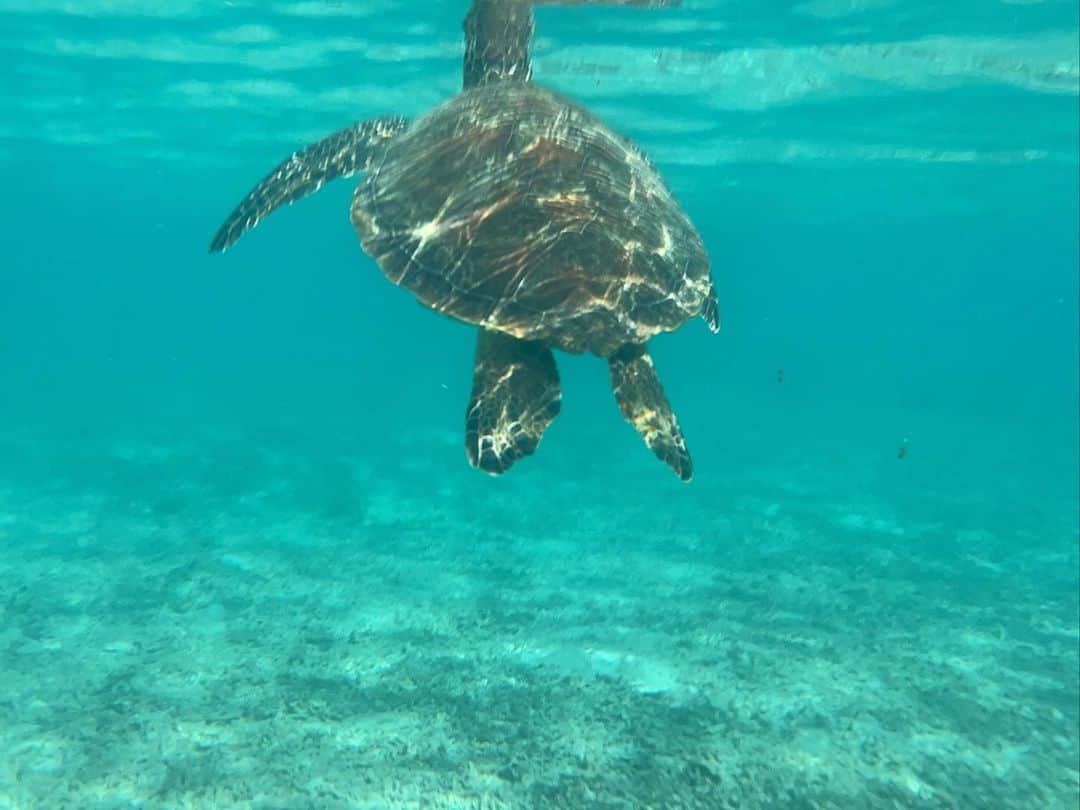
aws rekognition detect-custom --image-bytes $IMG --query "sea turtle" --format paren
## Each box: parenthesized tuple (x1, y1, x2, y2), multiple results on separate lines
(209, 0, 718, 481)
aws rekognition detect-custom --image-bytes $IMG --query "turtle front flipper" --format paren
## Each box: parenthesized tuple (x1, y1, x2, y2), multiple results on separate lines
(209, 116, 408, 252)
(608, 343, 693, 481)
(466, 330, 561, 475)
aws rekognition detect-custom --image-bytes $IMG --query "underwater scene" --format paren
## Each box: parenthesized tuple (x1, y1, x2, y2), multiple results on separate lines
(1, 1, 1078, 808)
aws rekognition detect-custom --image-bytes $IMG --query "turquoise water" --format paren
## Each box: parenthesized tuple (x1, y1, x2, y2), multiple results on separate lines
(2, 1, 1078, 807)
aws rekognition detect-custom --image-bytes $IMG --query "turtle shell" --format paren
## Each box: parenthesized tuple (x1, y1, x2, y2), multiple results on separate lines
(351, 82, 713, 356)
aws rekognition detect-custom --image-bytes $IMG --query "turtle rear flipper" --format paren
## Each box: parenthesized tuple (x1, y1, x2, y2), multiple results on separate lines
(466, 330, 561, 475)
(209, 116, 408, 252)
(608, 343, 692, 481)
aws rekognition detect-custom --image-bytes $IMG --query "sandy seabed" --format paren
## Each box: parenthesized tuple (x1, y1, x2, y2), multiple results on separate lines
(0, 428, 1077, 809)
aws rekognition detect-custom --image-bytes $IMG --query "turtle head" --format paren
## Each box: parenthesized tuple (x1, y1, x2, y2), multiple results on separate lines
(463, 0, 534, 89)
(461, 1, 681, 90)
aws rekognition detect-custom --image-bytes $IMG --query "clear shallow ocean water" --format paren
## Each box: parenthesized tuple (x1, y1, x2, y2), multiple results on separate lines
(1, 1, 1078, 808)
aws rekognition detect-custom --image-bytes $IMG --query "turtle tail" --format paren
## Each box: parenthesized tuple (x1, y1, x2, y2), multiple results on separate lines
(209, 116, 408, 253)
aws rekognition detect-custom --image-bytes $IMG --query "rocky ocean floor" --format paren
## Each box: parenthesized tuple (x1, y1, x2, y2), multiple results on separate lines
(1, 427, 1077, 809)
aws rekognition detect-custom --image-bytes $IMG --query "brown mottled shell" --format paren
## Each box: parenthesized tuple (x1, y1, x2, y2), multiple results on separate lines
(351, 82, 712, 356)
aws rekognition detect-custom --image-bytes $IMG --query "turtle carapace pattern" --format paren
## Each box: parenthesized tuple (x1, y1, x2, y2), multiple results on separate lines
(209, 0, 718, 482)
